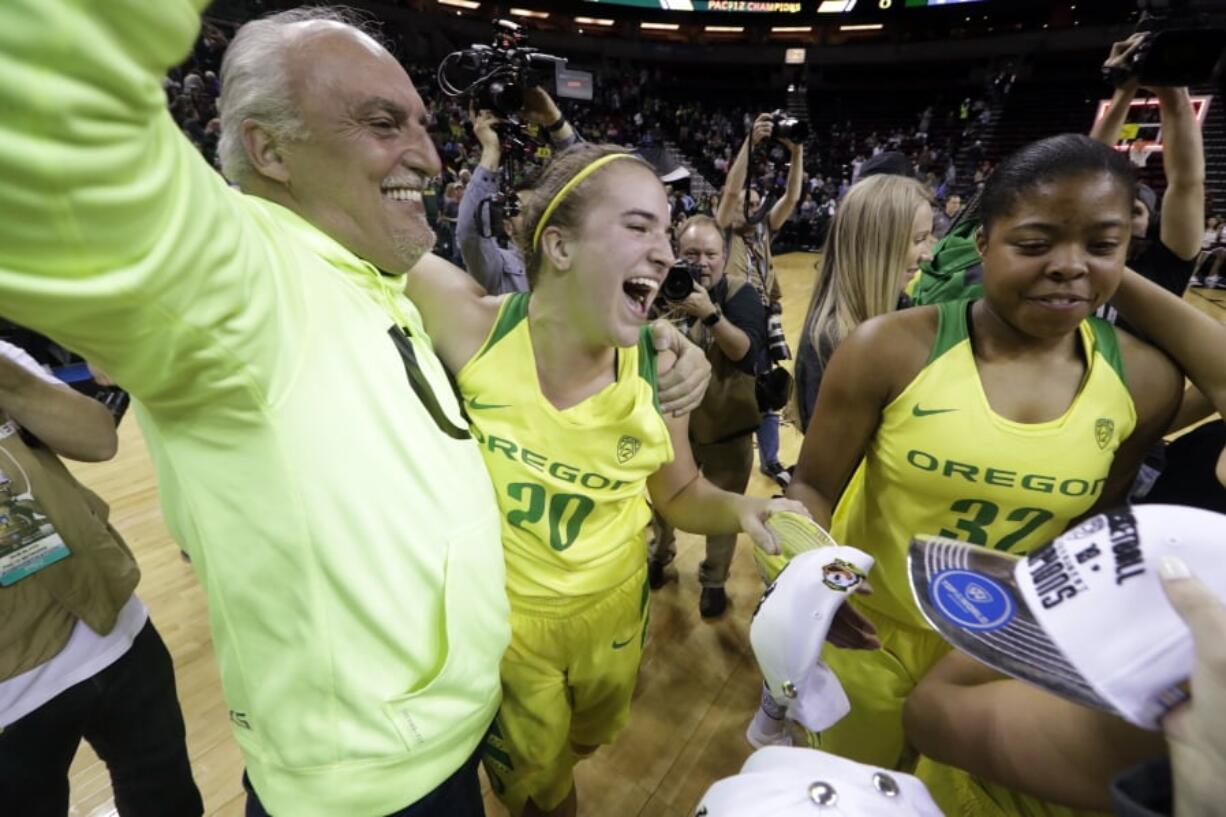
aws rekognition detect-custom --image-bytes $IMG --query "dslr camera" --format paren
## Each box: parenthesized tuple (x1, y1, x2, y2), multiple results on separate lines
(1103, 15, 1226, 87)
(770, 110, 809, 143)
(438, 19, 566, 117)
(661, 260, 702, 303)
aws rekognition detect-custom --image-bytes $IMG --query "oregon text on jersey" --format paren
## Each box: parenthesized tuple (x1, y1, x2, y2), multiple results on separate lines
(903, 449, 1111, 499)
(470, 425, 634, 493)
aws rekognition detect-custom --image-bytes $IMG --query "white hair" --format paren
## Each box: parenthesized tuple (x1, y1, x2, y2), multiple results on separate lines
(216, 7, 384, 187)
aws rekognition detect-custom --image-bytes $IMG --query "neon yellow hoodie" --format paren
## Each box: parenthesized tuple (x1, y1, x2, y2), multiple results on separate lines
(0, 2, 510, 815)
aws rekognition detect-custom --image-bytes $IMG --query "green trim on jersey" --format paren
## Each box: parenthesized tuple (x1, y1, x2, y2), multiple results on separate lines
(926, 299, 971, 367)
(457, 294, 674, 598)
(1087, 315, 1128, 388)
(478, 292, 531, 361)
(636, 326, 660, 412)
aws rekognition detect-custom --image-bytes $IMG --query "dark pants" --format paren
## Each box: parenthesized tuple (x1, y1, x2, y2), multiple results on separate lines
(0, 619, 203, 817)
(243, 746, 485, 817)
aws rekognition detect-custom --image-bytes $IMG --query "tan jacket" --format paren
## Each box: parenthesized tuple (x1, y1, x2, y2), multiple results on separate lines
(686, 277, 762, 446)
(0, 422, 138, 682)
(724, 224, 782, 306)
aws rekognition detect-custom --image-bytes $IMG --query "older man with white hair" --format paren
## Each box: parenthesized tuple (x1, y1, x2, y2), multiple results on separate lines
(0, 3, 707, 816)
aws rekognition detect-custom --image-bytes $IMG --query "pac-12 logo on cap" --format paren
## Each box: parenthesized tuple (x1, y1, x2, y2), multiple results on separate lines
(929, 570, 1015, 631)
(823, 559, 865, 592)
(1060, 514, 1106, 542)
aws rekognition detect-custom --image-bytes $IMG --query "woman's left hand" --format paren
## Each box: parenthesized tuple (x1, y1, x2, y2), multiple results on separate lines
(738, 496, 810, 555)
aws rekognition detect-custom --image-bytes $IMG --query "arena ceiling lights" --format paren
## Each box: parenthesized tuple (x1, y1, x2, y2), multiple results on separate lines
(437, 0, 480, 9)
(574, 16, 615, 25)
(581, 0, 804, 12)
(509, 8, 549, 18)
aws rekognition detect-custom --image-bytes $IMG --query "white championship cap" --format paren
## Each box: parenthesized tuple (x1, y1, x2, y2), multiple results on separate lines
(750, 523, 875, 733)
(695, 746, 944, 816)
(908, 504, 1226, 729)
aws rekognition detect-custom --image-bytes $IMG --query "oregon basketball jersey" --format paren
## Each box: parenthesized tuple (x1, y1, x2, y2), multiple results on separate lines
(833, 299, 1136, 631)
(457, 293, 674, 598)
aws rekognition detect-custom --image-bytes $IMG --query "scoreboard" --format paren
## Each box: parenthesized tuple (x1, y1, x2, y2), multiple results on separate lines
(581, 0, 989, 10)
(904, 0, 987, 6)
(582, 0, 806, 10)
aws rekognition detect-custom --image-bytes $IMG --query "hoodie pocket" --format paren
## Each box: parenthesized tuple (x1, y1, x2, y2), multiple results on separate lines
(381, 520, 507, 754)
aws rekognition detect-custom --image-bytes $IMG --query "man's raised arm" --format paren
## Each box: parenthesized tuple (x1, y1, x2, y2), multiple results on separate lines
(0, 0, 256, 393)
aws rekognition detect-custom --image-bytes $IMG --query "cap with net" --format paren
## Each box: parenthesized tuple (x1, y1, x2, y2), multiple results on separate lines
(753, 511, 841, 584)
(908, 503, 1226, 729)
(750, 529, 874, 733)
(695, 746, 943, 816)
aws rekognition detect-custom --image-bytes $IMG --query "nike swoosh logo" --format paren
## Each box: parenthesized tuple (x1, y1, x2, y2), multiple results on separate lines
(912, 404, 958, 417)
(611, 636, 635, 650)
(468, 398, 510, 411)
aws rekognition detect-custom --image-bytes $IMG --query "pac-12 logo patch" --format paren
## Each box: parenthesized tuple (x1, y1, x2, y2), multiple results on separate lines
(1095, 418, 1115, 450)
(617, 435, 641, 464)
(929, 570, 1015, 631)
(822, 559, 865, 592)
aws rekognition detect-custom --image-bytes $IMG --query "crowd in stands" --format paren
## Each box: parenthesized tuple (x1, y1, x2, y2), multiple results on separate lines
(164, 21, 1004, 263)
(12, 5, 1226, 817)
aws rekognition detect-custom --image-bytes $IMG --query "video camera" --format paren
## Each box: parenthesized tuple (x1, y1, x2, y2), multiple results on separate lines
(1103, 13, 1226, 87)
(438, 20, 572, 248)
(437, 19, 566, 118)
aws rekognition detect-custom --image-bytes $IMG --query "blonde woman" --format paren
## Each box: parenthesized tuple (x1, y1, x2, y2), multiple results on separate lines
(747, 173, 933, 749)
(794, 175, 935, 433)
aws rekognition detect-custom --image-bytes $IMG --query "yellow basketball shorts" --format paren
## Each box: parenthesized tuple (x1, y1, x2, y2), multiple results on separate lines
(482, 565, 650, 816)
(915, 757, 1113, 817)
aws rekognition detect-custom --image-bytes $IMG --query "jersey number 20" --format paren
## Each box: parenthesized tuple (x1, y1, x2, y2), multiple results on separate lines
(506, 482, 596, 552)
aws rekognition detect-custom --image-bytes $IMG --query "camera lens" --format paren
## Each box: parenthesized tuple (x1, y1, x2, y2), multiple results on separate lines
(662, 262, 700, 302)
(767, 313, 791, 361)
(774, 117, 809, 142)
(479, 78, 524, 118)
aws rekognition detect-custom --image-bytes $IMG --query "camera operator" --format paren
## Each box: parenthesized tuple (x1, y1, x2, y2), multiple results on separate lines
(457, 88, 580, 294)
(716, 113, 804, 489)
(1091, 34, 1205, 309)
(650, 215, 767, 619)
(1089, 33, 1222, 520)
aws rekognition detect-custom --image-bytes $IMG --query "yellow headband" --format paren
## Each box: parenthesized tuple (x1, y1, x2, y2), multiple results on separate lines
(532, 153, 636, 250)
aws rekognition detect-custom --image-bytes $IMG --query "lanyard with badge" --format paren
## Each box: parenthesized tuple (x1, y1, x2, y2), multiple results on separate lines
(0, 421, 70, 586)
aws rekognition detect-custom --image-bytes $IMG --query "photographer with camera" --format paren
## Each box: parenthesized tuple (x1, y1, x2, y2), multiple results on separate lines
(459, 89, 580, 294)
(649, 215, 768, 619)
(716, 113, 804, 489)
(1089, 32, 1224, 519)
(1090, 33, 1205, 306)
